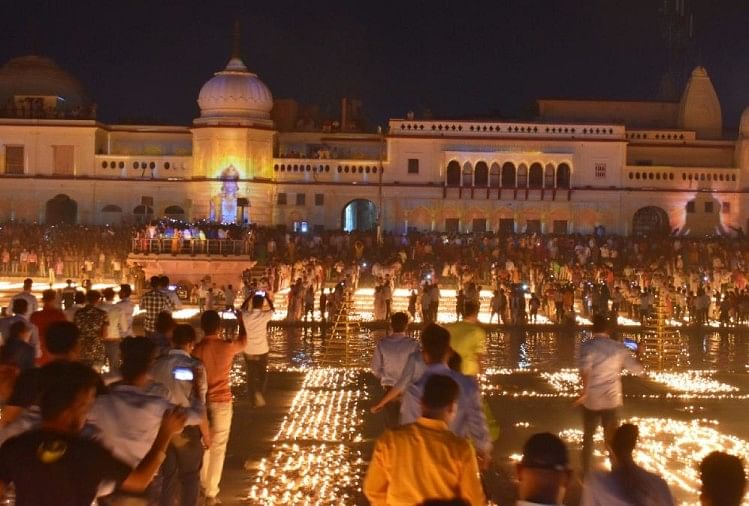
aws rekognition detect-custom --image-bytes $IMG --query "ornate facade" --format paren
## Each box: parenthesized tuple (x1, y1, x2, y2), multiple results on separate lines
(0, 45, 748, 236)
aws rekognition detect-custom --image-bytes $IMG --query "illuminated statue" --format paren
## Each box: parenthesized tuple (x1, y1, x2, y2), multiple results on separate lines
(210, 165, 241, 223)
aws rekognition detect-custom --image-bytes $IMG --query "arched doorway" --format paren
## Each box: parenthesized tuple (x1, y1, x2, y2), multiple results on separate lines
(501, 162, 516, 188)
(474, 162, 489, 187)
(45, 194, 77, 224)
(164, 205, 186, 221)
(528, 163, 543, 188)
(632, 206, 670, 236)
(446, 161, 460, 186)
(556, 163, 571, 189)
(133, 205, 154, 225)
(101, 204, 123, 225)
(342, 199, 376, 232)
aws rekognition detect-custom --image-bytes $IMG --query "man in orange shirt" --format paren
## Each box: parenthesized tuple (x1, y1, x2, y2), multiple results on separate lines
(364, 374, 485, 506)
(29, 290, 66, 365)
(192, 310, 247, 506)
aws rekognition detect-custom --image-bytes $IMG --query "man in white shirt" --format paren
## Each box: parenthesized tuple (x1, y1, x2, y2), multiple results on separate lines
(116, 284, 136, 338)
(240, 293, 275, 408)
(99, 287, 128, 376)
(11, 278, 38, 318)
(370, 312, 419, 428)
(576, 314, 644, 474)
(516, 432, 572, 506)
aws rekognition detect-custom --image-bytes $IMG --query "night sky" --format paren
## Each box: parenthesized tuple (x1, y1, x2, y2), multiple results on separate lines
(2, 0, 748, 129)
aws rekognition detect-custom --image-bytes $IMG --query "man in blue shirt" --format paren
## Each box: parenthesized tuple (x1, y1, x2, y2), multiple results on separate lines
(90, 337, 203, 505)
(370, 312, 419, 428)
(399, 323, 493, 467)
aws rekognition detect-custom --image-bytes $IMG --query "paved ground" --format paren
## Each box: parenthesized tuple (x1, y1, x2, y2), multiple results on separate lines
(217, 372, 305, 504)
(220, 368, 749, 505)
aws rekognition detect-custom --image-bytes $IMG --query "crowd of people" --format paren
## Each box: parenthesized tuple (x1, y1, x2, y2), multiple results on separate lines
(1, 223, 749, 504)
(365, 308, 748, 505)
(0, 276, 275, 506)
(132, 222, 253, 256)
(0, 274, 743, 504)
(249, 228, 749, 327)
(0, 223, 132, 283)
(2, 221, 749, 327)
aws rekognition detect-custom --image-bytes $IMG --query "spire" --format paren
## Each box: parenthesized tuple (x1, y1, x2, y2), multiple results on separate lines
(232, 19, 241, 59)
(223, 19, 249, 73)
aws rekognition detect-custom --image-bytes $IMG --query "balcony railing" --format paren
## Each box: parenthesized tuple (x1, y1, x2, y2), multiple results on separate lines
(132, 238, 251, 256)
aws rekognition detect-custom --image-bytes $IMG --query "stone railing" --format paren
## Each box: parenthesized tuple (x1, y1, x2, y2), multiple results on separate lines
(389, 119, 625, 139)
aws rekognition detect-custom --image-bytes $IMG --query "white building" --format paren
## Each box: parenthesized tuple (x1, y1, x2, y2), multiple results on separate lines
(0, 43, 747, 237)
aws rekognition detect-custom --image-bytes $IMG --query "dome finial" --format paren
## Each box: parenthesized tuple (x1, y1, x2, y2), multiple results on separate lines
(232, 19, 241, 60)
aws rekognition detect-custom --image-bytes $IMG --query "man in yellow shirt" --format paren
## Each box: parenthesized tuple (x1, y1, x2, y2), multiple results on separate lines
(364, 374, 485, 506)
(446, 300, 486, 377)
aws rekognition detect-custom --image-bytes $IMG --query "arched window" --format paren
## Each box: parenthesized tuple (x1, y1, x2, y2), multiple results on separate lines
(462, 162, 473, 187)
(490, 163, 501, 187)
(101, 204, 122, 213)
(556, 163, 571, 189)
(517, 164, 528, 188)
(164, 205, 186, 219)
(544, 164, 555, 188)
(501, 162, 516, 188)
(446, 161, 461, 186)
(528, 163, 543, 188)
(133, 205, 153, 224)
(474, 161, 489, 187)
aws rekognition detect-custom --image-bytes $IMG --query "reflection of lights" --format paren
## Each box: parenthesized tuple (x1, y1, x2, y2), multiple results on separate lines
(248, 368, 367, 505)
(478, 368, 749, 400)
(648, 370, 738, 395)
(540, 369, 582, 397)
(560, 417, 749, 505)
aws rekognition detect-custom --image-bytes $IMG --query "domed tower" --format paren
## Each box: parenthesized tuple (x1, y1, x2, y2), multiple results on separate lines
(191, 22, 275, 224)
(195, 53, 273, 126)
(0, 54, 95, 118)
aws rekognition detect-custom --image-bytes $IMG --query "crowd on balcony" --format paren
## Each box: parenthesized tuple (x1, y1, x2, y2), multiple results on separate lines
(132, 221, 254, 255)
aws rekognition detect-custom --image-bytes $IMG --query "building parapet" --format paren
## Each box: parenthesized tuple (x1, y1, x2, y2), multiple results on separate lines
(624, 165, 739, 188)
(273, 157, 383, 182)
(389, 119, 625, 140)
(626, 129, 696, 142)
(94, 154, 192, 179)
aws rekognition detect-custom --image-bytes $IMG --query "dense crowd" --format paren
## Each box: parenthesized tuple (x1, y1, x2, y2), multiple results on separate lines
(252, 228, 749, 326)
(0, 275, 744, 504)
(0, 223, 132, 282)
(0, 222, 748, 328)
(0, 277, 275, 506)
(365, 309, 748, 505)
